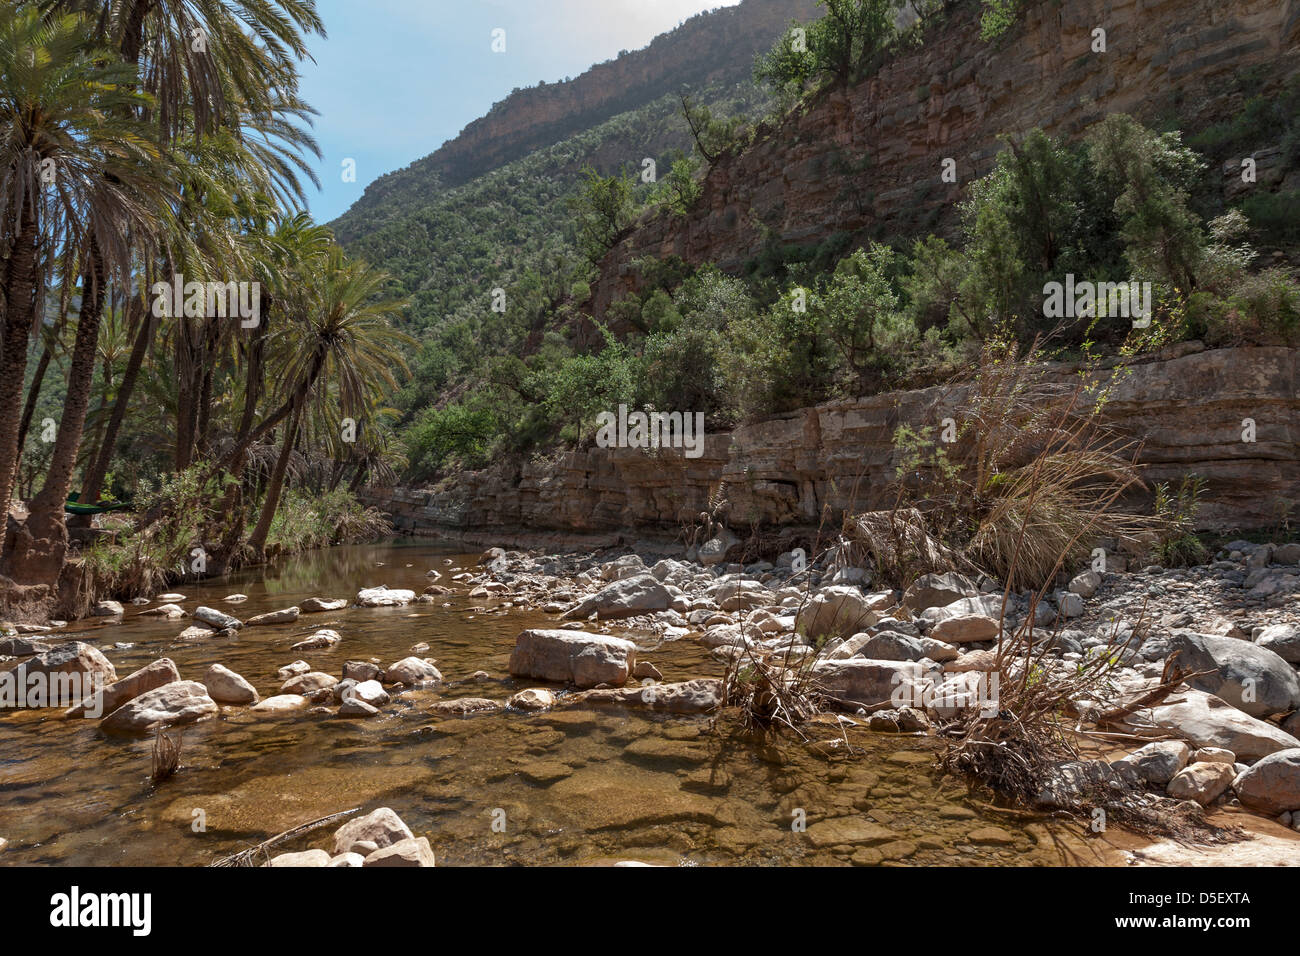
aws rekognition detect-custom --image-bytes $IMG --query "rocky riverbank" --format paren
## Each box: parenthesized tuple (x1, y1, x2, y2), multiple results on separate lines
(3, 532, 1300, 864)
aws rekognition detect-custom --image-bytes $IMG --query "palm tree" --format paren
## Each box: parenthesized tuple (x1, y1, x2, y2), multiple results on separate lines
(0, 6, 161, 518)
(246, 247, 411, 557)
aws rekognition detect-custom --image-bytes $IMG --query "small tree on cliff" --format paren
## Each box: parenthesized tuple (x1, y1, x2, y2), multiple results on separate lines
(570, 165, 635, 266)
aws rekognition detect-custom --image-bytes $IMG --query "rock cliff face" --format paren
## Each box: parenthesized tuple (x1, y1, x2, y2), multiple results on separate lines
(413, 0, 821, 187)
(369, 346, 1300, 541)
(592, 0, 1300, 313)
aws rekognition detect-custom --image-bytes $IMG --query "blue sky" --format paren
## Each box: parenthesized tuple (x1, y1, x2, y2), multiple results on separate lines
(299, 0, 741, 224)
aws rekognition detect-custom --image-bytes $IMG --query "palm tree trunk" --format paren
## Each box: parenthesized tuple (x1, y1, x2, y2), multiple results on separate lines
(246, 409, 301, 557)
(79, 304, 152, 507)
(0, 206, 42, 516)
(9, 243, 107, 584)
(15, 342, 54, 476)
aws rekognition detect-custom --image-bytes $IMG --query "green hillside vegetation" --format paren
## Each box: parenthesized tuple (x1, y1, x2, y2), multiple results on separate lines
(366, 1, 1299, 488)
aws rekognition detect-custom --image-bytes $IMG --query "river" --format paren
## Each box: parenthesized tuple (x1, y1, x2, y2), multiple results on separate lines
(0, 539, 1103, 866)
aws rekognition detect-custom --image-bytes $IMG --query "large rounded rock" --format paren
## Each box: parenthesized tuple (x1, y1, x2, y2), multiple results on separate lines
(921, 594, 1004, 643)
(333, 807, 413, 855)
(363, 836, 435, 867)
(1110, 740, 1191, 785)
(245, 607, 300, 626)
(250, 694, 308, 713)
(280, 672, 337, 695)
(356, 586, 415, 607)
(810, 659, 936, 711)
(901, 572, 976, 612)
(266, 849, 330, 867)
(1118, 687, 1300, 760)
(795, 586, 883, 643)
(561, 574, 672, 620)
(1151, 631, 1300, 718)
(100, 680, 218, 733)
(1167, 761, 1236, 805)
(698, 528, 739, 566)
(203, 664, 259, 705)
(18, 642, 118, 705)
(194, 606, 242, 630)
(384, 657, 442, 685)
(1256, 624, 1300, 664)
(507, 629, 636, 688)
(68, 657, 181, 718)
(1233, 748, 1300, 815)
(824, 630, 958, 663)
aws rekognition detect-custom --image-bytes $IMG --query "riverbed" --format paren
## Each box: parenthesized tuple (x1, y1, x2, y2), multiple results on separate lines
(0, 539, 1115, 866)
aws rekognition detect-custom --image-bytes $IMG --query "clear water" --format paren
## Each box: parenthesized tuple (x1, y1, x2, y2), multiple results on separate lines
(0, 540, 1084, 866)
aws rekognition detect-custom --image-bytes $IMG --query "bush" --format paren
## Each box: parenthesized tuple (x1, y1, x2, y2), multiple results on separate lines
(874, 338, 1154, 590)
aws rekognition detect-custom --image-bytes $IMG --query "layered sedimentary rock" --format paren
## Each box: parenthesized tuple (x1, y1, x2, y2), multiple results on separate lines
(368, 345, 1299, 539)
(592, 0, 1300, 313)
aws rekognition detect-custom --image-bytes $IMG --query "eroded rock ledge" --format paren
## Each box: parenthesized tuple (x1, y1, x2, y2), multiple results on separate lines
(369, 345, 1299, 539)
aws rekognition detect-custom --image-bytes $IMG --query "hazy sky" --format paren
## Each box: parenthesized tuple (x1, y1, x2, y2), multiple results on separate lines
(299, 0, 742, 223)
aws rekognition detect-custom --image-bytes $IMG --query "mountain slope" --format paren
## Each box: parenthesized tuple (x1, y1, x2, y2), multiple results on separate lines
(332, 0, 819, 246)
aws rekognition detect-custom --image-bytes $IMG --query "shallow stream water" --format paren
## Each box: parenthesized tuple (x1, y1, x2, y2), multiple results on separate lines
(0, 539, 1104, 866)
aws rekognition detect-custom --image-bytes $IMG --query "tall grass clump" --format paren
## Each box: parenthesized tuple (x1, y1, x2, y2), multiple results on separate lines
(858, 336, 1155, 591)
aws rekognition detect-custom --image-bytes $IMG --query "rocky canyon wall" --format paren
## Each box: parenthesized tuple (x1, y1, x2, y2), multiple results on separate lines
(368, 345, 1300, 544)
(592, 0, 1300, 313)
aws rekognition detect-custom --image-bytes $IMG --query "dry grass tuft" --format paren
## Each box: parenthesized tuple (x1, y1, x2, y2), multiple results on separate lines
(150, 725, 182, 784)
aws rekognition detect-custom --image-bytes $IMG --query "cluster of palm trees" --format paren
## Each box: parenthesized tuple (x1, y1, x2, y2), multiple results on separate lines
(0, 1, 410, 600)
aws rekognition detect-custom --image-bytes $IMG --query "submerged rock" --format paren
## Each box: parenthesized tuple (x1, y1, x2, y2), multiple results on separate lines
(567, 678, 723, 714)
(508, 687, 557, 711)
(427, 697, 502, 717)
(138, 603, 186, 619)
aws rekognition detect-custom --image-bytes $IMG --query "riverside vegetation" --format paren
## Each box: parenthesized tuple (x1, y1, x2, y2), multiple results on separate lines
(0, 1, 409, 622)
